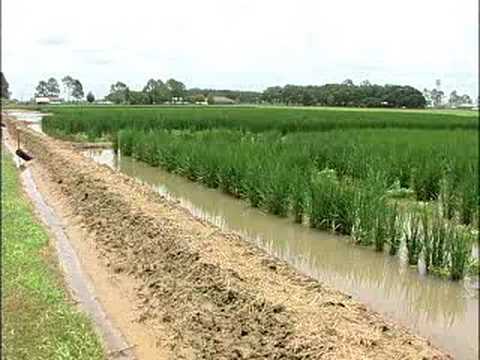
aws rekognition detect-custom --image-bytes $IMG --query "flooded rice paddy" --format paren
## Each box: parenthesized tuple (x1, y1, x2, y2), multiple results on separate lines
(86, 147, 478, 360)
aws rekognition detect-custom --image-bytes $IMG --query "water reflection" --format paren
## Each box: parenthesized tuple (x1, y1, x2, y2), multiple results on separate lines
(5, 110, 46, 134)
(86, 148, 478, 360)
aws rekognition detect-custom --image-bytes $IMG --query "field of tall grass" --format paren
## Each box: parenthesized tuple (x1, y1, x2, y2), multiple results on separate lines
(42, 106, 478, 140)
(42, 106, 479, 280)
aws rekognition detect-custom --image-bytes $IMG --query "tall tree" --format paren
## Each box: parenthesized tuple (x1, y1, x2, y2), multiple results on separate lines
(423, 88, 432, 107)
(166, 78, 186, 99)
(129, 90, 148, 105)
(86, 91, 95, 103)
(46, 77, 60, 97)
(1, 72, 10, 99)
(35, 80, 49, 97)
(261, 86, 283, 103)
(459, 94, 472, 104)
(142, 79, 169, 104)
(448, 91, 461, 107)
(71, 79, 84, 100)
(62, 76, 75, 101)
(106, 82, 130, 104)
(430, 89, 444, 107)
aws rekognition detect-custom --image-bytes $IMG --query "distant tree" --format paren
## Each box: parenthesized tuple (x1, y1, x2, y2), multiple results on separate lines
(423, 88, 432, 107)
(106, 82, 130, 104)
(128, 91, 148, 105)
(261, 86, 283, 103)
(448, 91, 461, 107)
(46, 77, 60, 97)
(35, 80, 49, 97)
(188, 88, 261, 104)
(342, 79, 354, 86)
(261, 82, 426, 108)
(142, 79, 169, 104)
(1, 72, 10, 99)
(62, 75, 74, 101)
(383, 85, 426, 108)
(430, 88, 444, 107)
(459, 94, 472, 104)
(86, 91, 95, 103)
(166, 78, 186, 99)
(71, 79, 84, 100)
(299, 86, 315, 106)
(207, 94, 215, 105)
(282, 84, 303, 105)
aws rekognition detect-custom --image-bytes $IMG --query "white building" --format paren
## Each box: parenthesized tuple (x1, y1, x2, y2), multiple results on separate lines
(35, 96, 64, 105)
(35, 97, 50, 104)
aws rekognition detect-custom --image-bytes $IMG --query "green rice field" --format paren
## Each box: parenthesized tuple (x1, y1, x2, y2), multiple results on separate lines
(42, 106, 479, 280)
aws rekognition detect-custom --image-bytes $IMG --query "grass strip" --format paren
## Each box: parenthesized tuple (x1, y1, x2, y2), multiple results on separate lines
(1, 151, 104, 360)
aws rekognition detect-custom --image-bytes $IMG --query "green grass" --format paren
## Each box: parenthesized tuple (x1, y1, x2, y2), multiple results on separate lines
(1, 151, 104, 360)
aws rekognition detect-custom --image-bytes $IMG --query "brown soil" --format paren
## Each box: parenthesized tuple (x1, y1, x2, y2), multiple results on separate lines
(8, 121, 451, 359)
(29, 163, 170, 360)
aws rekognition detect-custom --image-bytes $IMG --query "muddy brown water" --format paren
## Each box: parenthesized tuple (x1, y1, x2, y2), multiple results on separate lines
(8, 111, 479, 359)
(86, 148, 479, 360)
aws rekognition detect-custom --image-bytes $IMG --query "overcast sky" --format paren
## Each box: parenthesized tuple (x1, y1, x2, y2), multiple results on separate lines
(3, 0, 478, 100)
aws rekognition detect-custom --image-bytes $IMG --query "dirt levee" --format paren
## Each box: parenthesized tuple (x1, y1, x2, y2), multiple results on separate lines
(13, 123, 450, 359)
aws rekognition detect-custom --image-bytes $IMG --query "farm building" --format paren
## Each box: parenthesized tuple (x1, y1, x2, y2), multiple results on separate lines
(35, 96, 64, 105)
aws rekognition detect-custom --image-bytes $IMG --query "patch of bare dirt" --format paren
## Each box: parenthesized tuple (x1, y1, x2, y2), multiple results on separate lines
(11, 122, 451, 359)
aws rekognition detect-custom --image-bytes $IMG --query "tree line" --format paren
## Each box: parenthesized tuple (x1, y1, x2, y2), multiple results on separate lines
(262, 80, 426, 108)
(3, 71, 476, 109)
(105, 78, 428, 108)
(106, 78, 187, 105)
(423, 88, 474, 108)
(34, 76, 86, 101)
(107, 78, 263, 105)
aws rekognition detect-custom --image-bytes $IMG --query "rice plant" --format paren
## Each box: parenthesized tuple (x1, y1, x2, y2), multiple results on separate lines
(309, 169, 338, 231)
(291, 168, 310, 223)
(405, 213, 422, 266)
(373, 214, 388, 252)
(439, 173, 457, 220)
(421, 209, 432, 273)
(449, 227, 472, 280)
(387, 203, 401, 256)
(431, 211, 448, 271)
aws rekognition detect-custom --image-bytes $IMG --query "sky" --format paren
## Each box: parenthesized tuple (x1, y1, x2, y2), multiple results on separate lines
(2, 0, 479, 101)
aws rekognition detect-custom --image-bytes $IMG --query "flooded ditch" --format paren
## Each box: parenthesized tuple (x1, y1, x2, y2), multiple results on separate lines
(86, 147, 478, 360)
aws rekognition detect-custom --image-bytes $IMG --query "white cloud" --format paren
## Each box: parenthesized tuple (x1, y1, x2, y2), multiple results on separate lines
(37, 35, 69, 46)
(3, 0, 478, 100)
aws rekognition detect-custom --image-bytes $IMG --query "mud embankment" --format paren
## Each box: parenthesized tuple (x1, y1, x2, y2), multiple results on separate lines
(11, 122, 450, 359)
